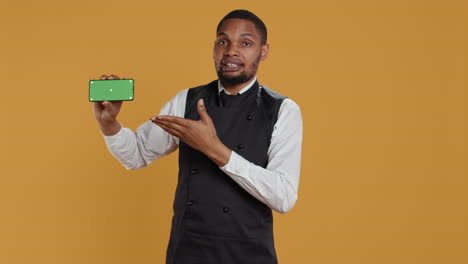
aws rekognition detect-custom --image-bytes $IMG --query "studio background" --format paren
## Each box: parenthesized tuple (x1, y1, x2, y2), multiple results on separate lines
(1, 0, 466, 263)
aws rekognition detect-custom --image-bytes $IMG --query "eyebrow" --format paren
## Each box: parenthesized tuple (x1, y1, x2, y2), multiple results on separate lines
(240, 33, 255, 38)
(217, 32, 256, 39)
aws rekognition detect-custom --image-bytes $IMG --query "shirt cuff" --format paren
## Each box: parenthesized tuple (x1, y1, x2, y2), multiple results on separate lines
(220, 151, 251, 178)
(103, 125, 125, 148)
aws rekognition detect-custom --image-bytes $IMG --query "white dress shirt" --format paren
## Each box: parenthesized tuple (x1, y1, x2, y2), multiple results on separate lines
(104, 78, 303, 213)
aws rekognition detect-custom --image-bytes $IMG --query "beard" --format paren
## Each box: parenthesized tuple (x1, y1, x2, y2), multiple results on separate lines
(216, 54, 261, 87)
(217, 70, 255, 87)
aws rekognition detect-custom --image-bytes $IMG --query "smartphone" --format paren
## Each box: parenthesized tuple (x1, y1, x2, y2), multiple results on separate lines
(89, 79, 134, 101)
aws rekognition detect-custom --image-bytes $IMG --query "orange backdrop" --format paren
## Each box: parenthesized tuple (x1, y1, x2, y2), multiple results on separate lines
(1, 0, 467, 263)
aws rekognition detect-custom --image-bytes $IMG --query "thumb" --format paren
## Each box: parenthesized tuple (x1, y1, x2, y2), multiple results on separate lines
(197, 99, 211, 122)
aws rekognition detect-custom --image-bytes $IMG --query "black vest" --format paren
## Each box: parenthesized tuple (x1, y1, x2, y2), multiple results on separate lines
(166, 80, 286, 264)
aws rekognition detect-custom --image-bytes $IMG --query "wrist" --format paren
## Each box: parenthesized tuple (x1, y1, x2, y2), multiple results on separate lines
(100, 120, 121, 136)
(206, 140, 231, 167)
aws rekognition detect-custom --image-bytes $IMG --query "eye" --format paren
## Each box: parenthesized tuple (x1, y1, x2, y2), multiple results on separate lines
(242, 41, 252, 47)
(217, 40, 228, 45)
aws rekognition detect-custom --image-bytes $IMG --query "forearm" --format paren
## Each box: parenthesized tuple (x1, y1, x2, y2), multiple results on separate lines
(220, 151, 300, 214)
(104, 120, 180, 169)
(104, 126, 148, 169)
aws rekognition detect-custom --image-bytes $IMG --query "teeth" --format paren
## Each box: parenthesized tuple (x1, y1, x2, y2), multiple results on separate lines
(226, 63, 238, 67)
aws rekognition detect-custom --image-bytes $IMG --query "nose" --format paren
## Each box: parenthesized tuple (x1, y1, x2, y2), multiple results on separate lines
(224, 43, 239, 57)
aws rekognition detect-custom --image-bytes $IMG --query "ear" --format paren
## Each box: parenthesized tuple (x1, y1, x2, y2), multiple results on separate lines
(260, 43, 270, 61)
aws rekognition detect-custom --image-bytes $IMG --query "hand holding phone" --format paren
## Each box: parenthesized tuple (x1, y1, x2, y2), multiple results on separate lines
(92, 74, 127, 136)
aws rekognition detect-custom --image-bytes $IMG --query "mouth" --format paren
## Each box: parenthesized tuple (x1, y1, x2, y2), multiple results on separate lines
(221, 60, 243, 72)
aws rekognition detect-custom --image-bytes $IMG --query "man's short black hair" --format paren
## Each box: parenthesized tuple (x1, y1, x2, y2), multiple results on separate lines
(216, 9, 268, 44)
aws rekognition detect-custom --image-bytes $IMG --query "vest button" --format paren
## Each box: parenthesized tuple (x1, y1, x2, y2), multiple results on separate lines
(237, 144, 244, 149)
(187, 201, 193, 206)
(191, 168, 199, 175)
(247, 114, 253, 121)
(223, 207, 230, 213)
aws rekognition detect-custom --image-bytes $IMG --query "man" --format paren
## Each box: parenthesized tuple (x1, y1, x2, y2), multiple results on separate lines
(94, 9, 302, 264)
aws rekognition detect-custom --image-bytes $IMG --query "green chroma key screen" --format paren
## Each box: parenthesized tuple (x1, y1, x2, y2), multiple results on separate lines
(89, 79, 134, 101)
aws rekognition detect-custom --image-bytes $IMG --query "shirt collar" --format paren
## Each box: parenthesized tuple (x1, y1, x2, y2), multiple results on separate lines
(217, 77, 258, 95)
